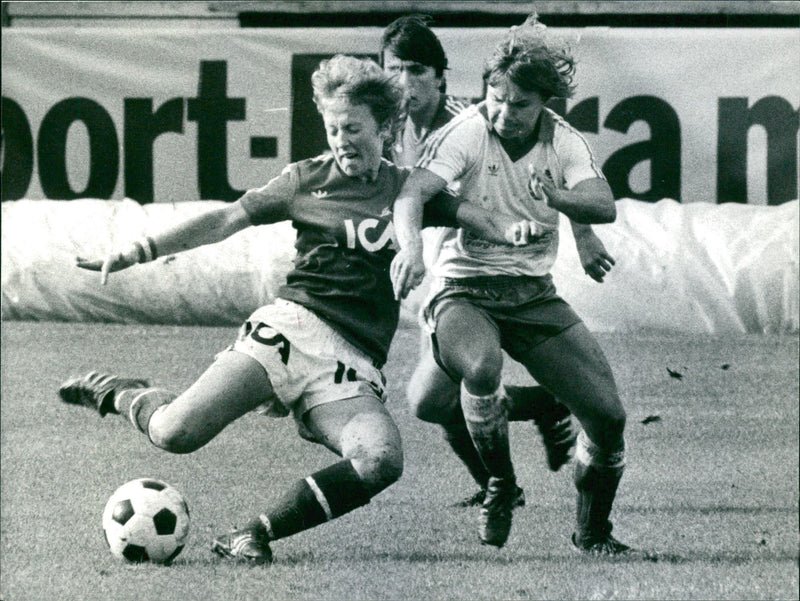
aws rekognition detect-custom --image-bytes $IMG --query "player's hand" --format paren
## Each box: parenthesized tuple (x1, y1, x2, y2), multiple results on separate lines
(390, 246, 425, 300)
(528, 166, 559, 205)
(75, 247, 138, 285)
(575, 230, 615, 283)
(505, 220, 540, 246)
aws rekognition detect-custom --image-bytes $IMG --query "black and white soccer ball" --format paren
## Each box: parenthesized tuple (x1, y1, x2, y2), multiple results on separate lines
(102, 478, 190, 564)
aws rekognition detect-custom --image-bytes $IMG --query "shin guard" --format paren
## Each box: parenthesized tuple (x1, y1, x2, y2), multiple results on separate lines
(460, 384, 514, 480)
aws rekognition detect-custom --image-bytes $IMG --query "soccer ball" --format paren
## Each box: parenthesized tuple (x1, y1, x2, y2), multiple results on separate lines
(102, 478, 190, 564)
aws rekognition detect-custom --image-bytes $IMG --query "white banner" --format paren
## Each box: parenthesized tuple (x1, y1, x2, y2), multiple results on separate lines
(3, 198, 797, 334)
(2, 27, 798, 205)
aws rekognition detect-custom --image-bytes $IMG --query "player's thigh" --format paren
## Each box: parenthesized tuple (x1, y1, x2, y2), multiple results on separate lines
(516, 322, 625, 446)
(151, 350, 274, 451)
(407, 333, 460, 423)
(303, 395, 403, 493)
(435, 301, 503, 392)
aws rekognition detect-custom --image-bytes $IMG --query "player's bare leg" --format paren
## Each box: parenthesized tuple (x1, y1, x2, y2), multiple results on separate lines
(408, 334, 493, 500)
(515, 322, 653, 558)
(434, 302, 519, 547)
(213, 394, 403, 564)
(60, 351, 276, 453)
(409, 329, 573, 509)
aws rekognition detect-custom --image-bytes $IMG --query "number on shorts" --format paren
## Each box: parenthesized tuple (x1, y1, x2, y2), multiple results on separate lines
(249, 322, 291, 365)
(334, 361, 357, 384)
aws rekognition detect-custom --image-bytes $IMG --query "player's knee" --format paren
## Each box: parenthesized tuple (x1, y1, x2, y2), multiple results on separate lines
(148, 417, 205, 454)
(459, 352, 502, 396)
(342, 415, 404, 494)
(349, 443, 403, 495)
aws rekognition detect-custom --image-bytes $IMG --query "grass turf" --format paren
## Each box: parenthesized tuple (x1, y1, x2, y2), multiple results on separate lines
(1, 321, 798, 600)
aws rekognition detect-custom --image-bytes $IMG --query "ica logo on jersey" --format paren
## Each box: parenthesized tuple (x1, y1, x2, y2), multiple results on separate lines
(343, 218, 398, 252)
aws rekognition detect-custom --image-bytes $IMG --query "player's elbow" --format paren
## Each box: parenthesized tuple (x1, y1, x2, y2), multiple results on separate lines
(599, 202, 616, 224)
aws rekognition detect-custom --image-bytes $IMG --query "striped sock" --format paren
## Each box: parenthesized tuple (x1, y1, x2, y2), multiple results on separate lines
(115, 387, 175, 436)
(253, 460, 371, 541)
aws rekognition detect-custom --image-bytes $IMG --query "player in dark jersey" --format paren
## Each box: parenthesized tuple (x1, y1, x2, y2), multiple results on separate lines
(57, 55, 534, 565)
(379, 15, 616, 509)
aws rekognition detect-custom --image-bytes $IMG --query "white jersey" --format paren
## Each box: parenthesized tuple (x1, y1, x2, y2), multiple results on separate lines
(418, 103, 605, 278)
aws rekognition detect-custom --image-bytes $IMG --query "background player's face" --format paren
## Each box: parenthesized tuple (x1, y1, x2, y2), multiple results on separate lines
(383, 50, 442, 119)
(320, 98, 389, 180)
(485, 78, 545, 141)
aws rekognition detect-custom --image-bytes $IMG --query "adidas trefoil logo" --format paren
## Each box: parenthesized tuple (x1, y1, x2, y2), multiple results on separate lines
(487, 164, 499, 176)
(312, 189, 329, 199)
(379, 206, 393, 218)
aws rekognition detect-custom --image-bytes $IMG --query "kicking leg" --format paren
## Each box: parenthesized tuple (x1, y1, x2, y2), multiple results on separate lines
(59, 350, 276, 453)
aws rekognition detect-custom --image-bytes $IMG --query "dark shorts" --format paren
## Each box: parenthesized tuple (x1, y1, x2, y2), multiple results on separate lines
(423, 274, 582, 380)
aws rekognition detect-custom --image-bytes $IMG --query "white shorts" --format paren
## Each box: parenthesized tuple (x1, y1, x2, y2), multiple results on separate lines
(227, 299, 387, 420)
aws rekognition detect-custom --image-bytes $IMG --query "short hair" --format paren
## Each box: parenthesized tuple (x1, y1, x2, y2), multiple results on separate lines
(311, 54, 404, 136)
(380, 14, 448, 78)
(483, 14, 576, 101)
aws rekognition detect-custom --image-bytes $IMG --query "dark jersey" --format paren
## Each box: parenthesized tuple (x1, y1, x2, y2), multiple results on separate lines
(240, 153, 460, 367)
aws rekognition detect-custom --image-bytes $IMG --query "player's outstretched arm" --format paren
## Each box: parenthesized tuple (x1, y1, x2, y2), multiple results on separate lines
(76, 201, 253, 285)
(570, 222, 615, 283)
(391, 167, 448, 300)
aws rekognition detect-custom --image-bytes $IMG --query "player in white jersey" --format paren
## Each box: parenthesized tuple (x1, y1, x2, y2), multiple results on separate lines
(380, 15, 616, 509)
(391, 17, 651, 557)
(57, 55, 533, 565)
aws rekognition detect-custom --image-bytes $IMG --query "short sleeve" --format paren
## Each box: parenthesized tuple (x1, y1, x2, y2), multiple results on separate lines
(556, 126, 606, 190)
(239, 165, 296, 225)
(416, 116, 483, 185)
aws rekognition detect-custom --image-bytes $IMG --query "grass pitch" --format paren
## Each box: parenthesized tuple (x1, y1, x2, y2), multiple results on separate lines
(1, 321, 798, 600)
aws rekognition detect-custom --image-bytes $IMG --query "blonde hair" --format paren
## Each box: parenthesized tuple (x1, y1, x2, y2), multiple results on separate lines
(312, 54, 404, 137)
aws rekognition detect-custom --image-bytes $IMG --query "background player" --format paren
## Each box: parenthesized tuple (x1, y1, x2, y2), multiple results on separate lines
(58, 55, 536, 565)
(390, 17, 647, 556)
(380, 15, 616, 508)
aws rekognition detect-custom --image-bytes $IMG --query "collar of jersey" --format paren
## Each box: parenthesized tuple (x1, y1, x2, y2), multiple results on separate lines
(477, 102, 556, 161)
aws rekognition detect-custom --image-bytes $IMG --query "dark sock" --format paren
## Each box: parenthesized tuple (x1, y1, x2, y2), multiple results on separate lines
(573, 432, 625, 544)
(574, 461, 624, 543)
(461, 385, 514, 479)
(253, 460, 372, 541)
(505, 384, 569, 423)
(442, 415, 490, 489)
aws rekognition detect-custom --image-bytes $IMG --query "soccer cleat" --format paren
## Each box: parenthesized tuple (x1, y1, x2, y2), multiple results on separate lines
(478, 476, 519, 548)
(211, 528, 273, 565)
(571, 532, 656, 560)
(453, 485, 526, 508)
(535, 404, 578, 472)
(59, 371, 149, 417)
